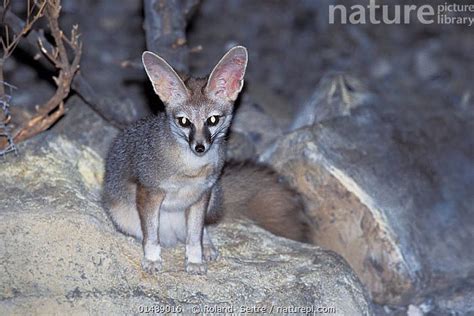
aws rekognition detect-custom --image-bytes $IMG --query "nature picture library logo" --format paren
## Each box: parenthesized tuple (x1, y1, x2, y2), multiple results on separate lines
(329, 0, 474, 26)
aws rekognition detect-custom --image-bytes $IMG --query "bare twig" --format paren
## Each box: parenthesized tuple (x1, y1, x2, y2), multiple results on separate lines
(11, 0, 82, 145)
(0, 6, 128, 129)
(0, 0, 45, 154)
(0, 0, 45, 61)
(0, 0, 45, 96)
(0, 0, 82, 149)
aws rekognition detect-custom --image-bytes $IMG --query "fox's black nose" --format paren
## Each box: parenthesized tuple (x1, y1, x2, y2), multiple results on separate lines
(195, 144, 205, 153)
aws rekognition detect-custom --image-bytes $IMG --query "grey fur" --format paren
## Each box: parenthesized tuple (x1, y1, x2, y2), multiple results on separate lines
(104, 47, 246, 275)
(103, 46, 309, 275)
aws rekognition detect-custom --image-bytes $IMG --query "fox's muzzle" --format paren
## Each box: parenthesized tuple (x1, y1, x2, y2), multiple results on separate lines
(189, 125, 211, 156)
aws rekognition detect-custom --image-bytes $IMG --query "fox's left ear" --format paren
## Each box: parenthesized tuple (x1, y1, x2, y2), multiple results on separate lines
(205, 46, 248, 102)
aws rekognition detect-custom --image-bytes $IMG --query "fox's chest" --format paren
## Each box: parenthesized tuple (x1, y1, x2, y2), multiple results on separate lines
(159, 163, 217, 212)
(161, 175, 216, 212)
(158, 146, 221, 211)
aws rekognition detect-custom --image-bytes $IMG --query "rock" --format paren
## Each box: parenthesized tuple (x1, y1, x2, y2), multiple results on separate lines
(406, 305, 423, 316)
(0, 135, 372, 315)
(53, 96, 118, 158)
(227, 82, 299, 161)
(290, 73, 374, 130)
(229, 93, 283, 158)
(246, 82, 296, 130)
(225, 131, 256, 161)
(414, 41, 441, 81)
(370, 59, 392, 79)
(264, 100, 474, 306)
(428, 278, 474, 315)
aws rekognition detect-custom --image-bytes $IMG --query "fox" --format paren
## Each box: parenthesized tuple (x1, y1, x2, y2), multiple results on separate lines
(103, 46, 310, 275)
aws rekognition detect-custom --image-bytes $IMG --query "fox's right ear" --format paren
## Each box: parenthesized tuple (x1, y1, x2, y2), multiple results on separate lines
(142, 51, 189, 105)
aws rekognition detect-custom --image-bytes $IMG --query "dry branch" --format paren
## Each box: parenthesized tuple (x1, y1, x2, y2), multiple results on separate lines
(1, 0, 45, 98)
(11, 0, 82, 145)
(0, 0, 202, 148)
(0, 0, 43, 100)
(0, 0, 82, 150)
(0, 0, 46, 154)
(143, 0, 200, 73)
(0, 6, 129, 129)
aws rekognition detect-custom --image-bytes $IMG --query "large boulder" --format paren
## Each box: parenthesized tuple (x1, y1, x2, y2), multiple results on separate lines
(53, 95, 118, 158)
(0, 134, 372, 314)
(264, 84, 474, 307)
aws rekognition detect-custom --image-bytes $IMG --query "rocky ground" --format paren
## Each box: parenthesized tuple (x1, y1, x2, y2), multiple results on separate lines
(0, 99, 371, 314)
(1, 0, 473, 315)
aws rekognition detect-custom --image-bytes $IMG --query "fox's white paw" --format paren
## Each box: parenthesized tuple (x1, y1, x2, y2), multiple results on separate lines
(203, 244, 219, 261)
(185, 261, 207, 275)
(141, 258, 162, 274)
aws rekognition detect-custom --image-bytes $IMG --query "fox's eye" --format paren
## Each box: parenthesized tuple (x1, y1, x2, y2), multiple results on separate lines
(207, 115, 219, 126)
(177, 117, 191, 127)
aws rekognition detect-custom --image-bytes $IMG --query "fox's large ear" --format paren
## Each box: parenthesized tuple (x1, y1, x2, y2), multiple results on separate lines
(205, 46, 248, 102)
(142, 51, 189, 104)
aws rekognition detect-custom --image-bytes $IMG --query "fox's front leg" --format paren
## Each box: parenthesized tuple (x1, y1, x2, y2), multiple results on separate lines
(185, 191, 210, 275)
(136, 184, 165, 273)
(202, 187, 221, 262)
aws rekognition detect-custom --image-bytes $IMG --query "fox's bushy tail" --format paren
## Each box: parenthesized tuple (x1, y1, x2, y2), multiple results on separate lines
(220, 161, 312, 243)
